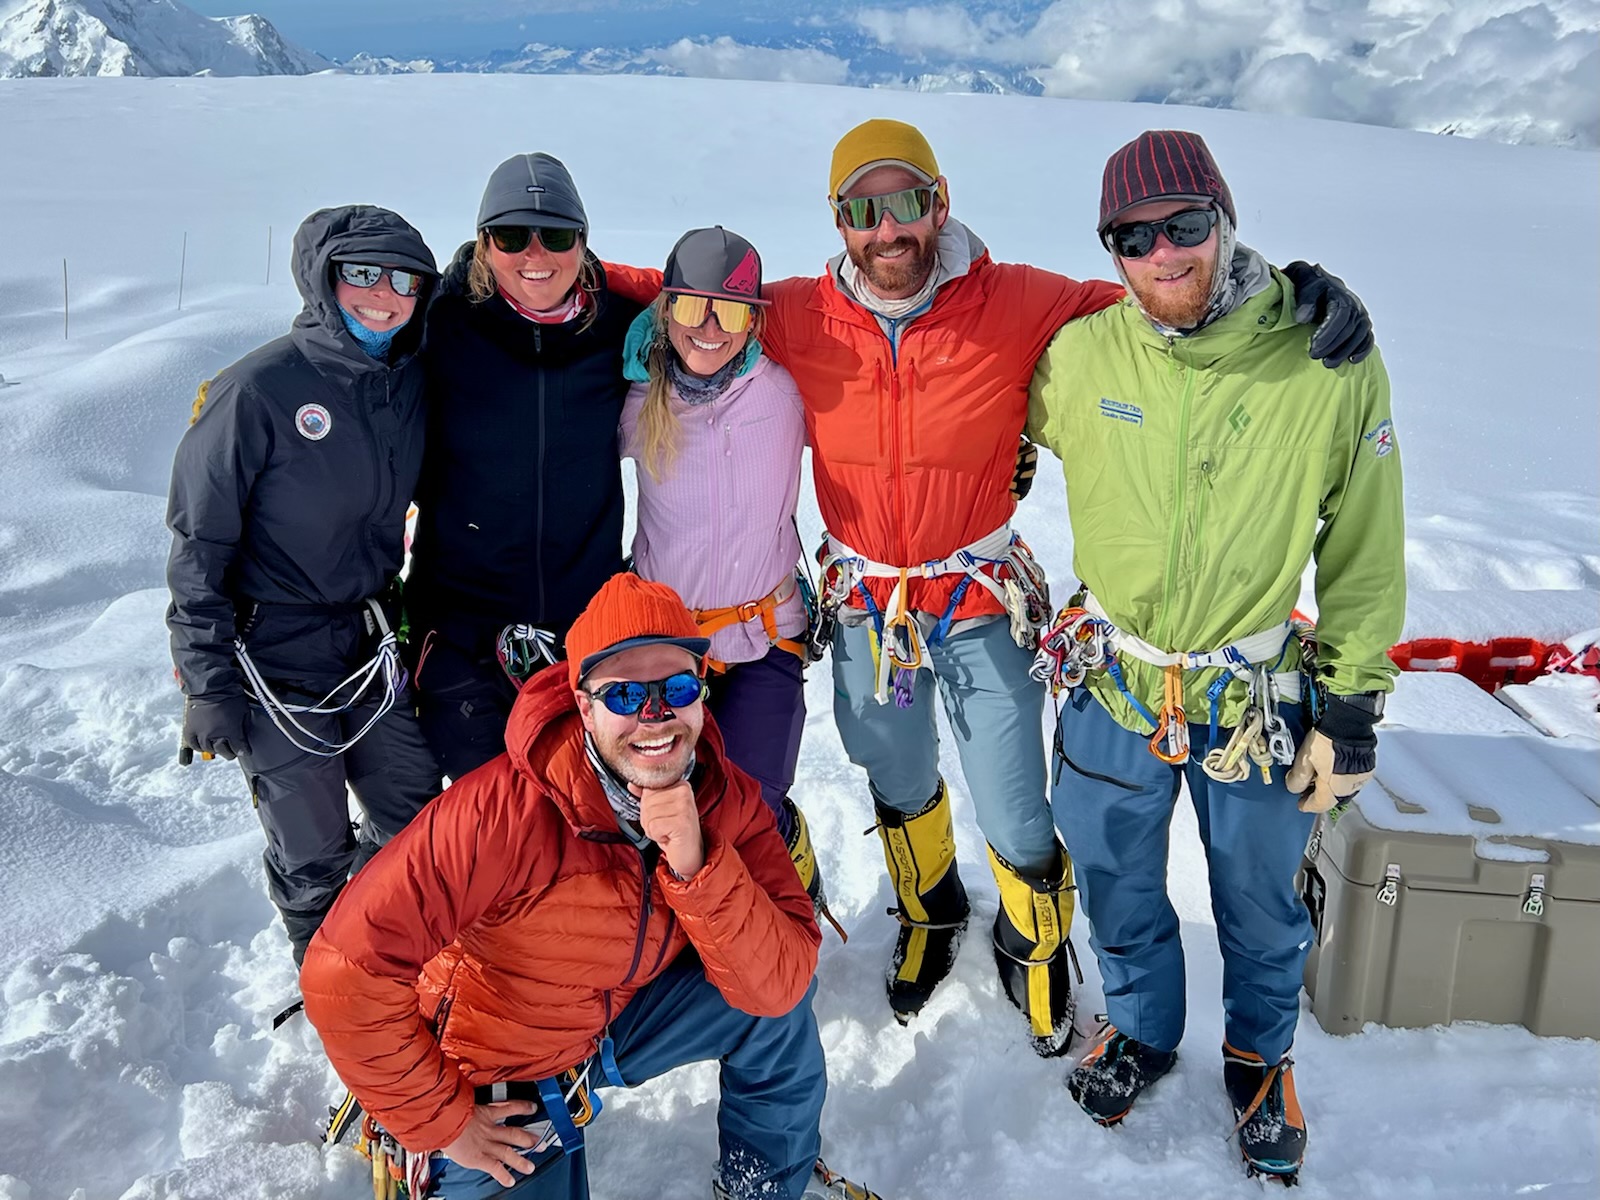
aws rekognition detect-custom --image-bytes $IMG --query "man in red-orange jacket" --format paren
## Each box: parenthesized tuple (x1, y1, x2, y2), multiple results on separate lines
(301, 574, 878, 1200)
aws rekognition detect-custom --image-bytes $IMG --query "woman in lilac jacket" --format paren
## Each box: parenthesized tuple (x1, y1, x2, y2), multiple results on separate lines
(620, 227, 831, 914)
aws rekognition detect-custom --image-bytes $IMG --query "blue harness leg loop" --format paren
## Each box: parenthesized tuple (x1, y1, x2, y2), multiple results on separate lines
(1206, 675, 1231, 751)
(928, 576, 970, 647)
(1107, 656, 1160, 731)
(854, 580, 886, 639)
(536, 1075, 591, 1157)
(596, 1036, 625, 1088)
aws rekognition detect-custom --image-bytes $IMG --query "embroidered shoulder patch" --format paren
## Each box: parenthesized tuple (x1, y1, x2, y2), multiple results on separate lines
(1363, 418, 1396, 458)
(1099, 398, 1144, 426)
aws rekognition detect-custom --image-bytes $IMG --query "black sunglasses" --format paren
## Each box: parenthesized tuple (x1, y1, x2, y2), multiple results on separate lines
(336, 263, 425, 297)
(487, 225, 581, 255)
(1103, 207, 1219, 259)
(587, 671, 705, 717)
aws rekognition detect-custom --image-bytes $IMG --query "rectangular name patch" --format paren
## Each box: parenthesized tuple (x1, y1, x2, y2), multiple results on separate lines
(1099, 398, 1144, 425)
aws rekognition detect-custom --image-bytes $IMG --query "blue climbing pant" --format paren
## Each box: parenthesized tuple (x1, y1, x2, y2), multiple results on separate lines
(1052, 689, 1315, 1062)
(831, 616, 1059, 876)
(427, 956, 825, 1200)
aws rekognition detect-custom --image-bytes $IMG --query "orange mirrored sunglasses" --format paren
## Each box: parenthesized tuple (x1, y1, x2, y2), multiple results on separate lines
(667, 293, 756, 335)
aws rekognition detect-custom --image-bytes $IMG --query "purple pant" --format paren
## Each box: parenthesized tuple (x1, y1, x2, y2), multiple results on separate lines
(706, 645, 805, 839)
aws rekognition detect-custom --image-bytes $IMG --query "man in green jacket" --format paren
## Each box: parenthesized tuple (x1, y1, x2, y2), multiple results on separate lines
(1027, 130, 1404, 1183)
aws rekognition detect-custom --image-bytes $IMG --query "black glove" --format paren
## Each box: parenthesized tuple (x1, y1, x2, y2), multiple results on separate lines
(181, 694, 250, 761)
(1286, 691, 1382, 813)
(1281, 261, 1375, 369)
(1011, 436, 1038, 502)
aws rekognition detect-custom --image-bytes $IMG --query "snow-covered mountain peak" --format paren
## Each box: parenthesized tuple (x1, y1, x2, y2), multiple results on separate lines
(0, 0, 328, 77)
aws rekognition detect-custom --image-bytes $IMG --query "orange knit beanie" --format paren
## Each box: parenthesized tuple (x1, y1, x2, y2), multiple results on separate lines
(565, 573, 710, 690)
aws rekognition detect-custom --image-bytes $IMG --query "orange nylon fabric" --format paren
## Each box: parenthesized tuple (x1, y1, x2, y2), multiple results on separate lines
(300, 664, 820, 1153)
(762, 258, 1121, 618)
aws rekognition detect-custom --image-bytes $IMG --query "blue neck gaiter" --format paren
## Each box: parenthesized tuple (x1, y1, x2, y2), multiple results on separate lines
(340, 307, 405, 359)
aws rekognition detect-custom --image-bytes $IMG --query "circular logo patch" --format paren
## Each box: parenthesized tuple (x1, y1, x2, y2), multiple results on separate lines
(295, 404, 332, 441)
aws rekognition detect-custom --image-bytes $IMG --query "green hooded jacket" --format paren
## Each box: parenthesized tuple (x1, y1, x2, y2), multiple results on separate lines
(1026, 268, 1404, 735)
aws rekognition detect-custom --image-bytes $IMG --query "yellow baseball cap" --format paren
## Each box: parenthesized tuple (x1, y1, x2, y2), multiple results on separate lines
(830, 119, 940, 198)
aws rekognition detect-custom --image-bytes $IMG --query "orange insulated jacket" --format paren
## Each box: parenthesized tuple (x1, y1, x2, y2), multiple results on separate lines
(300, 666, 820, 1152)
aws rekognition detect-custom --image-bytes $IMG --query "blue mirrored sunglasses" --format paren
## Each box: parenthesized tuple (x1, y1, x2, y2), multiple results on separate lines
(588, 671, 706, 717)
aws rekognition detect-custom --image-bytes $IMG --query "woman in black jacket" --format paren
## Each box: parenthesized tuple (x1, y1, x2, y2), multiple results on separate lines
(165, 205, 443, 964)
(406, 153, 645, 779)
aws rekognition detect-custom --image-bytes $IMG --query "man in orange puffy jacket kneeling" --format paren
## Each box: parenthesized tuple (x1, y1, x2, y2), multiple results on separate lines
(301, 573, 870, 1199)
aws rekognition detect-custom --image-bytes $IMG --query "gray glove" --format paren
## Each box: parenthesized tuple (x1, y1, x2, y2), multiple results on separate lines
(181, 694, 250, 761)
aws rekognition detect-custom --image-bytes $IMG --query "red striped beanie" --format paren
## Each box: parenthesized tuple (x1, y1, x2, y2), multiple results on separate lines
(1099, 130, 1235, 234)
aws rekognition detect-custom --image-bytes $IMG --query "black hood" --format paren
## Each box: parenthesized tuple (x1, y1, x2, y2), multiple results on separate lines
(290, 205, 438, 373)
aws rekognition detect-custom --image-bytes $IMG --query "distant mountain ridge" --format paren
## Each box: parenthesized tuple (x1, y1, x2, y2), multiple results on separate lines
(338, 34, 1049, 98)
(0, 0, 327, 77)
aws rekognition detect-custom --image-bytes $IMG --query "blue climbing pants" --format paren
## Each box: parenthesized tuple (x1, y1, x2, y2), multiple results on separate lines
(831, 616, 1059, 876)
(428, 957, 825, 1199)
(1052, 689, 1315, 1062)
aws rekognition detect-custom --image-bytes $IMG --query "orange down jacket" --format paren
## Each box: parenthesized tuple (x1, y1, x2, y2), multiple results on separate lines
(299, 665, 820, 1153)
(605, 252, 1123, 619)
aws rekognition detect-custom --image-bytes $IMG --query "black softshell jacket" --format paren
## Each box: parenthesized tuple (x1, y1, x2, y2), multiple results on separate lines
(165, 207, 437, 698)
(404, 243, 643, 650)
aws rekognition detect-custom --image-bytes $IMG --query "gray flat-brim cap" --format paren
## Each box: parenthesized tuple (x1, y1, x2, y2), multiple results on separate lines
(477, 152, 588, 233)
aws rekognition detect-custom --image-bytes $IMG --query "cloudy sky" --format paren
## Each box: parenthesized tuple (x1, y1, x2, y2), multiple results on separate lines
(188, 0, 1599, 148)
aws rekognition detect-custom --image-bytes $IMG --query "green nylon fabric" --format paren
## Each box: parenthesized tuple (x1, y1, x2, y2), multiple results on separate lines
(1027, 268, 1405, 735)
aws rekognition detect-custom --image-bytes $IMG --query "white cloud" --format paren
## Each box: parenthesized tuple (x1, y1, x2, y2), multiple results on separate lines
(645, 36, 851, 85)
(854, 6, 1032, 59)
(853, 0, 1600, 147)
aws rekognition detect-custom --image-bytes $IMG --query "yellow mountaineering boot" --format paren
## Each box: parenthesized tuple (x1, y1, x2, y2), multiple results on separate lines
(783, 798, 847, 940)
(988, 843, 1081, 1057)
(874, 781, 970, 1023)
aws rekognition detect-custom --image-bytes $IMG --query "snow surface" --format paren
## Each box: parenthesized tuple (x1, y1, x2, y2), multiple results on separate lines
(1367, 673, 1600, 852)
(0, 74, 1596, 1200)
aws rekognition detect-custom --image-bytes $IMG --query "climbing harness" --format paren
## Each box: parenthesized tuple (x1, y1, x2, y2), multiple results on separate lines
(1031, 589, 1316, 768)
(234, 597, 403, 758)
(692, 574, 811, 673)
(495, 623, 559, 686)
(352, 1058, 610, 1199)
(817, 524, 1052, 707)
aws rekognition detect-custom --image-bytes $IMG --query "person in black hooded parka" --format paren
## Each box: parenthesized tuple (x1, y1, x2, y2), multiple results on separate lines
(404, 152, 645, 780)
(165, 205, 443, 964)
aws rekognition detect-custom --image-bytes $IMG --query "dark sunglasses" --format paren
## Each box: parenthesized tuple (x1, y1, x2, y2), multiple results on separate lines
(832, 185, 936, 232)
(1103, 207, 1218, 259)
(587, 671, 706, 717)
(336, 263, 425, 297)
(487, 225, 581, 255)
